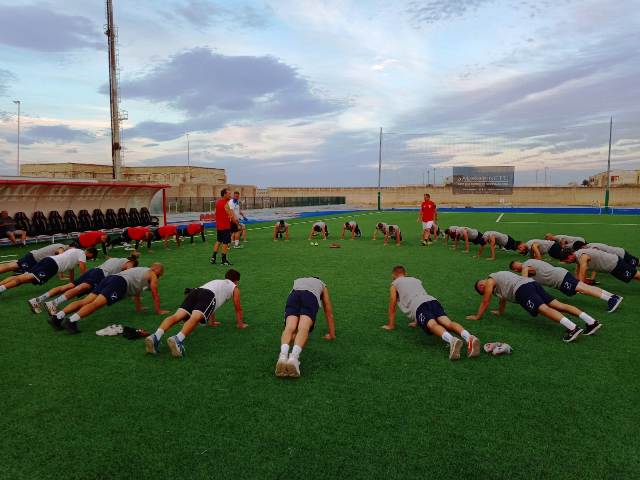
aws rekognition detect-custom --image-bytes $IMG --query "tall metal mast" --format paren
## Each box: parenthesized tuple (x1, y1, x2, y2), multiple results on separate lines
(105, 0, 123, 179)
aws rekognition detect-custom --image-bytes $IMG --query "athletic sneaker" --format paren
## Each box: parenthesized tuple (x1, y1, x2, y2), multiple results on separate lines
(232, 245, 243, 249)
(44, 301, 57, 315)
(583, 321, 602, 336)
(607, 295, 623, 313)
(275, 354, 288, 377)
(467, 336, 481, 358)
(286, 356, 301, 377)
(221, 260, 233, 266)
(48, 315, 63, 331)
(167, 335, 185, 358)
(427, 241, 433, 246)
(421, 240, 427, 246)
(61, 318, 80, 335)
(210, 257, 216, 265)
(145, 335, 160, 354)
(562, 326, 583, 343)
(449, 338, 463, 360)
(27, 298, 42, 314)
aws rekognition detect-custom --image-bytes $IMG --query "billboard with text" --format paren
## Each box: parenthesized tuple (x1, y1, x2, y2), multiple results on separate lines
(452, 166, 515, 194)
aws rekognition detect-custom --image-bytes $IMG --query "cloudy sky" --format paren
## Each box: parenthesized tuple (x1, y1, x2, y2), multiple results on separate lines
(0, 0, 638, 186)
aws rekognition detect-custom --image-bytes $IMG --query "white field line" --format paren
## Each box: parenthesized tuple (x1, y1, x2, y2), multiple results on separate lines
(496, 213, 504, 223)
(500, 221, 640, 226)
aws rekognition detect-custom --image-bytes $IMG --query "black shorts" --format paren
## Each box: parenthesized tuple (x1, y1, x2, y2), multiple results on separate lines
(17, 252, 37, 273)
(179, 288, 217, 319)
(472, 233, 485, 245)
(93, 276, 128, 305)
(505, 236, 517, 251)
(548, 242, 566, 260)
(415, 300, 447, 335)
(73, 268, 106, 288)
(624, 251, 638, 268)
(29, 257, 59, 285)
(515, 282, 555, 317)
(284, 290, 319, 331)
(558, 272, 579, 296)
(216, 229, 231, 244)
(230, 223, 239, 233)
(611, 257, 637, 283)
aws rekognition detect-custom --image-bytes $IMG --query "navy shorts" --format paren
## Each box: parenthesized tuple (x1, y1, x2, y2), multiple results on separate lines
(611, 257, 637, 283)
(230, 223, 239, 233)
(179, 288, 216, 319)
(548, 242, 566, 260)
(472, 233, 485, 245)
(216, 229, 231, 244)
(284, 290, 320, 331)
(415, 300, 447, 335)
(29, 257, 59, 285)
(505, 236, 517, 251)
(515, 282, 555, 317)
(93, 275, 128, 305)
(624, 251, 638, 268)
(558, 272, 579, 296)
(17, 252, 37, 273)
(73, 268, 106, 288)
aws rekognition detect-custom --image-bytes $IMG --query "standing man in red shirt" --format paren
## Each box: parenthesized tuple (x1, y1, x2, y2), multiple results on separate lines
(210, 189, 237, 266)
(418, 193, 438, 246)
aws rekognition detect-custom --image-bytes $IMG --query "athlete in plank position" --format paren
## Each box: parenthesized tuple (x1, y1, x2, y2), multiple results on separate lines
(340, 220, 361, 240)
(275, 277, 336, 378)
(569, 248, 640, 285)
(509, 259, 623, 312)
(154, 225, 182, 248)
(185, 223, 206, 244)
(0, 243, 66, 280)
(456, 226, 484, 253)
(36, 255, 139, 315)
(476, 230, 518, 260)
(48, 264, 168, 334)
(443, 226, 461, 248)
(145, 269, 247, 357)
(545, 234, 586, 252)
(516, 239, 567, 260)
(382, 265, 480, 360)
(308, 221, 328, 240)
(74, 230, 109, 255)
(372, 223, 402, 245)
(579, 242, 639, 268)
(273, 221, 290, 241)
(0, 247, 95, 298)
(469, 271, 601, 342)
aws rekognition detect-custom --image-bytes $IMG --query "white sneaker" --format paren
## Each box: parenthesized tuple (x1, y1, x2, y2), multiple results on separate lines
(28, 298, 42, 314)
(467, 336, 481, 358)
(275, 354, 288, 377)
(286, 356, 301, 377)
(44, 300, 57, 315)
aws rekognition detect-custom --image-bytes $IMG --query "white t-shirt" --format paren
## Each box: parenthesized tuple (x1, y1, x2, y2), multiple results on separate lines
(228, 199, 241, 219)
(51, 248, 86, 273)
(201, 279, 236, 312)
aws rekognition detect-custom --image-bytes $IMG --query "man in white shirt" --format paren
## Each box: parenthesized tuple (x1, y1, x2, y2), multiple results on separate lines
(273, 220, 290, 241)
(308, 221, 328, 240)
(229, 191, 248, 248)
(146, 269, 247, 357)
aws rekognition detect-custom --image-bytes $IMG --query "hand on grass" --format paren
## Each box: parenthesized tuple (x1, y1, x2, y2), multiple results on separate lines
(236, 322, 249, 329)
(381, 324, 395, 330)
(491, 310, 501, 316)
(465, 315, 480, 321)
(323, 333, 335, 340)
(407, 321, 417, 328)
(209, 321, 222, 327)
(157, 309, 170, 314)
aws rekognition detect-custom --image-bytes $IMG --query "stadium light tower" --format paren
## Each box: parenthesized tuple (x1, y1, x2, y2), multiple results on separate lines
(377, 127, 382, 211)
(604, 116, 613, 212)
(12, 100, 20, 176)
(105, 0, 123, 179)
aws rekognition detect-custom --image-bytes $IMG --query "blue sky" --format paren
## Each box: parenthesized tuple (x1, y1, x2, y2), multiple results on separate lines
(0, 0, 638, 186)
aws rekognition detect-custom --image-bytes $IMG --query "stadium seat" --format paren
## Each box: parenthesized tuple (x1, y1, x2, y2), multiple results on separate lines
(117, 208, 130, 228)
(30, 211, 49, 236)
(78, 210, 93, 231)
(128, 208, 142, 227)
(63, 210, 80, 233)
(48, 211, 64, 235)
(92, 209, 106, 230)
(13, 212, 31, 235)
(139, 207, 159, 226)
(105, 209, 118, 229)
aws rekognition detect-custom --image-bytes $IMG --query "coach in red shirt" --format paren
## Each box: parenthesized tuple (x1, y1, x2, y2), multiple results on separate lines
(418, 193, 438, 245)
(210, 189, 236, 265)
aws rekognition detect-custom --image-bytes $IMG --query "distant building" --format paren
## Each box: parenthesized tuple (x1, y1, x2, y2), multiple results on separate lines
(588, 170, 640, 187)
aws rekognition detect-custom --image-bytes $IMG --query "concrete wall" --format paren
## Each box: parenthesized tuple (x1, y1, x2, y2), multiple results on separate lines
(267, 185, 640, 207)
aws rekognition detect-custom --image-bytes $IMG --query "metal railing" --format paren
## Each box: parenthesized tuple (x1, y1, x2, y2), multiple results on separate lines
(165, 196, 346, 213)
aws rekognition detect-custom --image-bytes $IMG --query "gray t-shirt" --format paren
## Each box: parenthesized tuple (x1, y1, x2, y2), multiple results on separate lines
(489, 271, 534, 302)
(98, 258, 128, 276)
(523, 259, 568, 289)
(575, 249, 618, 273)
(586, 243, 625, 258)
(483, 231, 509, 247)
(460, 227, 479, 240)
(117, 267, 150, 296)
(392, 276, 436, 321)
(275, 222, 289, 232)
(293, 277, 326, 307)
(346, 221, 357, 228)
(526, 239, 556, 254)
(31, 243, 65, 262)
(555, 235, 585, 245)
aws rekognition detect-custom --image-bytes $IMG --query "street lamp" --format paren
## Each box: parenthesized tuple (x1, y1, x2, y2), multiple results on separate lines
(13, 100, 20, 176)
(186, 132, 190, 168)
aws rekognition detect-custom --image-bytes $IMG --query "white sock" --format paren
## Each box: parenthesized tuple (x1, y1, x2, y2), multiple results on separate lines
(599, 291, 612, 301)
(69, 313, 81, 323)
(579, 312, 596, 326)
(280, 344, 290, 356)
(0, 286, 6, 293)
(441, 331, 454, 344)
(56, 311, 66, 320)
(176, 332, 186, 342)
(153, 328, 165, 340)
(559, 317, 577, 330)
(234, 240, 239, 246)
(36, 292, 50, 302)
(54, 295, 67, 306)
(460, 330, 471, 341)
(291, 345, 302, 359)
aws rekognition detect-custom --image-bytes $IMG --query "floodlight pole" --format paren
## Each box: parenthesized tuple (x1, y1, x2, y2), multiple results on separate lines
(604, 116, 613, 212)
(377, 127, 382, 211)
(13, 100, 20, 175)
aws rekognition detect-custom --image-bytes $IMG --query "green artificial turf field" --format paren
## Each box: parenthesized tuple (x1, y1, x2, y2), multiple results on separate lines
(2, 210, 639, 479)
